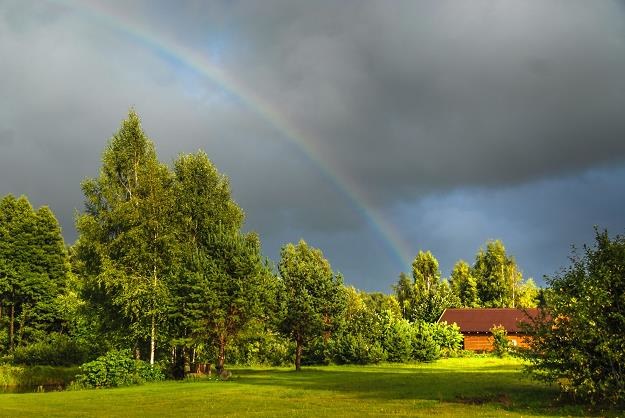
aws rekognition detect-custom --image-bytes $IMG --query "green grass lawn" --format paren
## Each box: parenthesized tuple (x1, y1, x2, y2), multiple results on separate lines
(0, 357, 614, 417)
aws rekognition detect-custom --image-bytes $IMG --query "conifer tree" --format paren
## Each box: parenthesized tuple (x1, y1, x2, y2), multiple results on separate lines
(278, 240, 346, 371)
(0, 195, 68, 352)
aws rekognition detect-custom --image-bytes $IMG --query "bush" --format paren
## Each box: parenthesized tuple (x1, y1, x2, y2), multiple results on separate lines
(12, 334, 88, 366)
(333, 334, 386, 365)
(411, 321, 440, 362)
(226, 332, 294, 366)
(431, 322, 464, 357)
(75, 349, 164, 388)
(522, 229, 625, 406)
(382, 318, 413, 362)
(490, 325, 509, 357)
(302, 337, 331, 366)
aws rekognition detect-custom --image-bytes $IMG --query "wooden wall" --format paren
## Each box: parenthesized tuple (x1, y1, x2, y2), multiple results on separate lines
(463, 334, 530, 352)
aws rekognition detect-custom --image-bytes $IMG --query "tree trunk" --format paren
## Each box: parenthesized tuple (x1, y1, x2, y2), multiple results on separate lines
(149, 264, 158, 365)
(295, 335, 303, 371)
(149, 314, 156, 365)
(217, 336, 226, 372)
(9, 304, 14, 351)
(183, 347, 191, 375)
(17, 305, 27, 347)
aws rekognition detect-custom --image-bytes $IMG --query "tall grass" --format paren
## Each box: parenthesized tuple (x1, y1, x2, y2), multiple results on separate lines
(0, 365, 79, 388)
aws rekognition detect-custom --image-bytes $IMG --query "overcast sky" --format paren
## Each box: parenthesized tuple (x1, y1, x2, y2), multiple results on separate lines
(2, 0, 625, 291)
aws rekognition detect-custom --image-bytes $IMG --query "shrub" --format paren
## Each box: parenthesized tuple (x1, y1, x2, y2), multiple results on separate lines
(382, 318, 413, 362)
(12, 334, 88, 366)
(227, 332, 294, 366)
(333, 334, 386, 365)
(75, 349, 164, 388)
(302, 337, 331, 366)
(411, 321, 440, 362)
(431, 322, 463, 357)
(522, 229, 625, 406)
(490, 325, 509, 357)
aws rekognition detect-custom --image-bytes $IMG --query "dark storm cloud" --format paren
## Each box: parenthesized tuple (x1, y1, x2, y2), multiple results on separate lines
(213, 0, 625, 201)
(1, 0, 625, 290)
(392, 164, 625, 287)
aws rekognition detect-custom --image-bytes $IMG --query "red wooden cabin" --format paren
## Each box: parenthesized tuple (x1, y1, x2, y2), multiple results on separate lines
(438, 308, 540, 351)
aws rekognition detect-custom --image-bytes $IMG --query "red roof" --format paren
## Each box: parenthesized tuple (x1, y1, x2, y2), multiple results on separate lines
(438, 308, 540, 333)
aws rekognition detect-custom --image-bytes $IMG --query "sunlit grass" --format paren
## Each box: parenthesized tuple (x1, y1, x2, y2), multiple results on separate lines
(0, 357, 614, 417)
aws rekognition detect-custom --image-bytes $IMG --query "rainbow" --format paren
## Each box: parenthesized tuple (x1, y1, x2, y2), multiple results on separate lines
(51, 0, 415, 272)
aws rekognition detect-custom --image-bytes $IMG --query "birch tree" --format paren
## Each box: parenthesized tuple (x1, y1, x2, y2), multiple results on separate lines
(75, 110, 175, 364)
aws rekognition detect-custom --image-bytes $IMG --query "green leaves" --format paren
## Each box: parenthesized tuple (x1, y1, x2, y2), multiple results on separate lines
(0, 194, 69, 352)
(395, 251, 457, 323)
(278, 240, 347, 370)
(74, 110, 177, 362)
(522, 229, 625, 406)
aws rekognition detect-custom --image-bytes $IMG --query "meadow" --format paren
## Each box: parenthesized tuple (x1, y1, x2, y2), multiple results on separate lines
(0, 357, 612, 417)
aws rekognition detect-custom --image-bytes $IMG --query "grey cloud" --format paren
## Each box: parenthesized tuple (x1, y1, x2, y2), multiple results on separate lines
(0, 129, 14, 146)
(2, 0, 625, 290)
(210, 0, 625, 199)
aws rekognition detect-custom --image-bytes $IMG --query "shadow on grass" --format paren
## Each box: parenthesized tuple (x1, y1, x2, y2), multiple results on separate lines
(226, 365, 606, 417)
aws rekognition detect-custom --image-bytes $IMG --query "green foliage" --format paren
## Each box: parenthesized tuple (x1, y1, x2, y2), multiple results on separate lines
(380, 316, 454, 362)
(168, 151, 270, 372)
(329, 287, 387, 365)
(173, 231, 273, 371)
(74, 110, 176, 364)
(76, 349, 164, 388)
(361, 291, 402, 319)
(381, 317, 413, 363)
(517, 278, 539, 308)
(471, 240, 539, 309)
(393, 272, 415, 320)
(431, 321, 464, 357)
(490, 325, 509, 358)
(473, 240, 513, 307)
(0, 364, 79, 388)
(333, 333, 386, 365)
(450, 260, 480, 307)
(395, 251, 458, 322)
(226, 331, 294, 367)
(0, 194, 69, 353)
(277, 240, 347, 370)
(301, 337, 332, 366)
(411, 321, 440, 362)
(11, 334, 88, 366)
(522, 229, 625, 406)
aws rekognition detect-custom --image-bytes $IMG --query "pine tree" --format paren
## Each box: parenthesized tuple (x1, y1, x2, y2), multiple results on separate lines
(278, 240, 347, 371)
(0, 195, 69, 352)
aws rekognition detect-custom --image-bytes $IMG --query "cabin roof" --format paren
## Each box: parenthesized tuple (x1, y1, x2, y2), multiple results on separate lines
(438, 308, 540, 333)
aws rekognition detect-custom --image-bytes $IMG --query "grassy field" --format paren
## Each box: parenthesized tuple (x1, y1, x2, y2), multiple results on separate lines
(0, 357, 614, 417)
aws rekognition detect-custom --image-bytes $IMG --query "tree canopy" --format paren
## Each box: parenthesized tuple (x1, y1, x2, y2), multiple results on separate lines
(0, 194, 69, 352)
(523, 229, 625, 406)
(278, 240, 347, 371)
